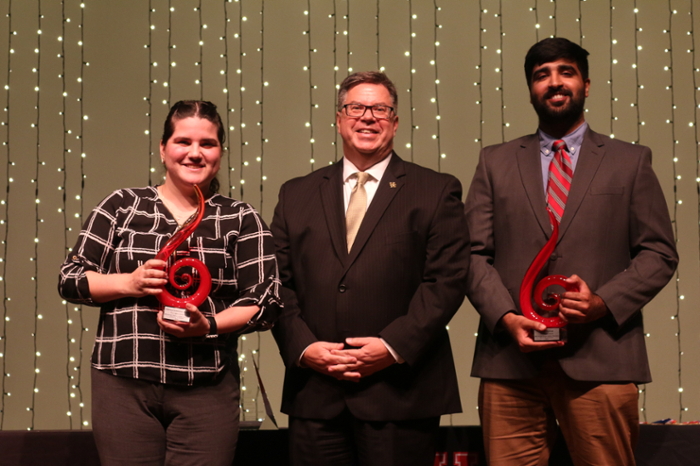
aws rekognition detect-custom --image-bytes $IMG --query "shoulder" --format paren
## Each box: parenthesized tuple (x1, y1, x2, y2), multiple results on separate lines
(109, 186, 158, 200)
(585, 128, 651, 162)
(481, 134, 537, 157)
(207, 192, 244, 208)
(587, 128, 646, 150)
(203, 194, 270, 233)
(94, 186, 156, 210)
(279, 163, 339, 195)
(399, 159, 460, 187)
(207, 193, 260, 216)
(389, 158, 463, 204)
(285, 164, 337, 185)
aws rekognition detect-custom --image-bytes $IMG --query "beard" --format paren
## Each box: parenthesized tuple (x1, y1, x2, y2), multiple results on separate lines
(531, 87, 586, 128)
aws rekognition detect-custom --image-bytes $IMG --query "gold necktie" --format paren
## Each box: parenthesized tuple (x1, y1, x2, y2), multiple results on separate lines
(346, 171, 371, 252)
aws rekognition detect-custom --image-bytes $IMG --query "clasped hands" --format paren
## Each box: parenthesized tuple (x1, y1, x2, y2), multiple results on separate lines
(301, 337, 396, 382)
(503, 274, 609, 353)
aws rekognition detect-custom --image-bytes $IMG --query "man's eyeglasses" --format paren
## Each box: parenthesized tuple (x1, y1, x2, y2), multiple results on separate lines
(341, 104, 395, 120)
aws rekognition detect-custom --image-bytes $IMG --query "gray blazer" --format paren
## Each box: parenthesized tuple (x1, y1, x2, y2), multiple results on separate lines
(466, 128, 678, 383)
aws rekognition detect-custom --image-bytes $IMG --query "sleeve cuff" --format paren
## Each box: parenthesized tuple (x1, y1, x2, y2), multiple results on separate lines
(380, 338, 404, 364)
(297, 345, 310, 367)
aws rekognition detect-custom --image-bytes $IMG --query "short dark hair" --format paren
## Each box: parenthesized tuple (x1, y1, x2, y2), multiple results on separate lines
(160, 100, 224, 195)
(524, 38, 590, 87)
(337, 71, 398, 112)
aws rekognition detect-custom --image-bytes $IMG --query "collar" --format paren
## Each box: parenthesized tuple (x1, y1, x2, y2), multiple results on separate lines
(342, 152, 393, 183)
(538, 121, 588, 156)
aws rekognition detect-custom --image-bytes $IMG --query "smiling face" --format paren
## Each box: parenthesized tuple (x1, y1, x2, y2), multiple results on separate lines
(336, 83, 398, 170)
(160, 116, 222, 194)
(529, 59, 590, 136)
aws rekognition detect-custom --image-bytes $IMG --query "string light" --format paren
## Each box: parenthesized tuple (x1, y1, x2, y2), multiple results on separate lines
(496, 1, 505, 142)
(632, 0, 647, 422)
(223, 0, 236, 197)
(692, 0, 700, 424)
(29, 0, 43, 430)
(691, 0, 700, 422)
(228, 0, 249, 418)
(237, 2, 248, 197)
(60, 0, 72, 429)
(330, 1, 340, 162)
(196, 0, 204, 98)
(233, 0, 268, 423)
(476, 3, 484, 148)
(632, 2, 642, 145)
(375, 0, 380, 70)
(474, 1, 487, 415)
(77, 0, 88, 429)
(407, 1, 415, 161)
(75, 1, 88, 429)
(304, 1, 315, 171)
(432, 2, 451, 425)
(166, 0, 173, 107)
(345, 0, 350, 74)
(431, 0, 445, 170)
(147, 1, 155, 183)
(609, 2, 616, 137)
(577, 0, 584, 42)
(531, 1, 540, 43)
(257, 0, 266, 214)
(664, 2, 685, 421)
(0, 0, 13, 430)
(252, 0, 267, 423)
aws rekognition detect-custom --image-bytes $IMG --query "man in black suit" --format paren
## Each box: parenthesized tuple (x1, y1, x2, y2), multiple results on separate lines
(271, 71, 469, 466)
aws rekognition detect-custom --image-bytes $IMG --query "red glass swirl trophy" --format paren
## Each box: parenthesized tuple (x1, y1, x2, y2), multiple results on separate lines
(518, 209, 578, 342)
(156, 185, 212, 322)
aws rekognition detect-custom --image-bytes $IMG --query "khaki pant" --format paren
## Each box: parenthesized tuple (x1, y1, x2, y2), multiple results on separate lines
(479, 361, 638, 466)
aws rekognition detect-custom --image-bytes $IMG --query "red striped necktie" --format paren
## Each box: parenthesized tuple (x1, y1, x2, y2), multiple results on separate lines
(546, 139, 573, 223)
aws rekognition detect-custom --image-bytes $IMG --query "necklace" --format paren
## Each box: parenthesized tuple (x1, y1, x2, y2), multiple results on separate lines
(157, 187, 198, 228)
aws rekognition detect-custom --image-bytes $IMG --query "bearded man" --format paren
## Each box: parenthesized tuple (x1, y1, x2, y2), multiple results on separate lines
(465, 37, 678, 466)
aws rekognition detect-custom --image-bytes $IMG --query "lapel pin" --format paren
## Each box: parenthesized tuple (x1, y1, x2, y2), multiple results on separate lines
(389, 182, 397, 188)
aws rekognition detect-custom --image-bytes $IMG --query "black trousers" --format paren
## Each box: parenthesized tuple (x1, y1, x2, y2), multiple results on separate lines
(91, 367, 240, 466)
(289, 409, 440, 466)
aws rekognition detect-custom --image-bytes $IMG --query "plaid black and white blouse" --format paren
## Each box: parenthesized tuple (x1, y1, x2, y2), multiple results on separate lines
(58, 186, 282, 386)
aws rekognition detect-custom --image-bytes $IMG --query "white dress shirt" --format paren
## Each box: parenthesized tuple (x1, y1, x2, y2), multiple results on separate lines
(299, 153, 404, 366)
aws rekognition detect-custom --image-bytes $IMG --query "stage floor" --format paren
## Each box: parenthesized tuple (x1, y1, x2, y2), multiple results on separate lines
(0, 425, 697, 465)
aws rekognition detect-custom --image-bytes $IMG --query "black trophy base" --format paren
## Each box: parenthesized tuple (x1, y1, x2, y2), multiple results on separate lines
(533, 327, 567, 342)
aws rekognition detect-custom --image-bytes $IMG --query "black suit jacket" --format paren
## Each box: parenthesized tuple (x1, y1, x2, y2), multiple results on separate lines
(271, 153, 469, 421)
(465, 128, 678, 383)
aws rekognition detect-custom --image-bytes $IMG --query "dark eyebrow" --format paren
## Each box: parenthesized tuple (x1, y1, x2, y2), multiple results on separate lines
(557, 64, 577, 73)
(532, 65, 551, 76)
(532, 63, 578, 79)
(346, 102, 391, 107)
(172, 136, 219, 145)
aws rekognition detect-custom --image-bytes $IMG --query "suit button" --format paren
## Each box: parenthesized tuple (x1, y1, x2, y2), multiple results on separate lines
(549, 253, 558, 261)
(338, 284, 347, 293)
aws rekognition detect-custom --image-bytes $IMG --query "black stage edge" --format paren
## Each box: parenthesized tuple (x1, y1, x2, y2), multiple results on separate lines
(0, 425, 698, 465)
